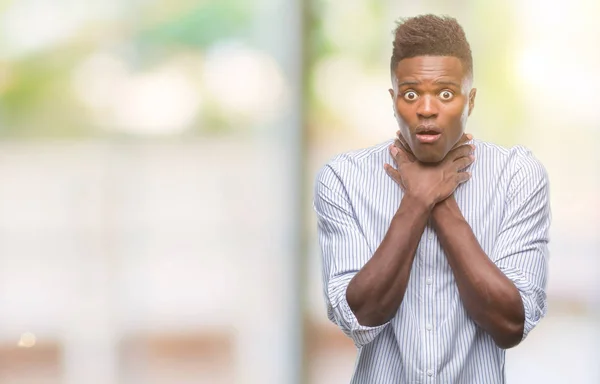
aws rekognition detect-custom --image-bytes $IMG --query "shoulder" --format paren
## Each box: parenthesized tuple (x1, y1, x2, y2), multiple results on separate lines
(475, 139, 548, 200)
(475, 139, 547, 176)
(315, 139, 393, 188)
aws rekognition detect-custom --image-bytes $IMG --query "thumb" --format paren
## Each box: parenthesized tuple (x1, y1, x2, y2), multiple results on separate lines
(453, 133, 473, 149)
(456, 171, 472, 184)
(395, 139, 416, 162)
(384, 163, 405, 189)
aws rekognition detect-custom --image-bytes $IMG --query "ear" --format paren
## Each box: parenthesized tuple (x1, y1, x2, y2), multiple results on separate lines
(468, 88, 477, 116)
(389, 88, 398, 118)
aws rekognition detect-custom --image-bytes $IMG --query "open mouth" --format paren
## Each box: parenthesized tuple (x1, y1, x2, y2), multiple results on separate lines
(415, 130, 441, 143)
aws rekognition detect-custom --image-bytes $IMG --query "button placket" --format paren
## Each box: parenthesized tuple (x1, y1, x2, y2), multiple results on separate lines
(423, 232, 437, 382)
(424, 269, 435, 379)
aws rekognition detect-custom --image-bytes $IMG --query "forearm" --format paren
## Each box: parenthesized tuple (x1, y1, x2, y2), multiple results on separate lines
(346, 194, 431, 327)
(432, 196, 525, 348)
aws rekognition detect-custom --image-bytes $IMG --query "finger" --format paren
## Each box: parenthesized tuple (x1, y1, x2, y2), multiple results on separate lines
(395, 130, 409, 147)
(394, 139, 416, 162)
(395, 132, 419, 161)
(396, 130, 408, 145)
(395, 132, 411, 149)
(384, 163, 406, 190)
(384, 163, 399, 180)
(451, 133, 473, 150)
(455, 171, 472, 184)
(389, 143, 409, 164)
(448, 143, 475, 162)
(453, 154, 475, 172)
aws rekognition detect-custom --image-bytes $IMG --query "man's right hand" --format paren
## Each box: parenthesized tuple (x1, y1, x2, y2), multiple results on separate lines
(384, 133, 475, 210)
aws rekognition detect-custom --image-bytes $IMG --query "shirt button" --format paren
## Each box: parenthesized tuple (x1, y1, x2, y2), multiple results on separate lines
(427, 369, 434, 377)
(426, 277, 432, 285)
(426, 324, 432, 331)
(428, 232, 434, 239)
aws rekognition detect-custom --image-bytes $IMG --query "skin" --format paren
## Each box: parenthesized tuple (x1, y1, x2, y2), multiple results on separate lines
(389, 55, 476, 163)
(346, 55, 525, 349)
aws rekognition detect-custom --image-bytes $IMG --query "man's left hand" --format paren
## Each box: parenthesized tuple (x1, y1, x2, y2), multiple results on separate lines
(389, 131, 474, 194)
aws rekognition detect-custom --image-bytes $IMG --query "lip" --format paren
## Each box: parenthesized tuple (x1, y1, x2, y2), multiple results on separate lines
(415, 125, 442, 135)
(415, 133, 442, 143)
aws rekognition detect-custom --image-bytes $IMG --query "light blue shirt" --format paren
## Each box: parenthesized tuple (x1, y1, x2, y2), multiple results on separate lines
(313, 138, 550, 383)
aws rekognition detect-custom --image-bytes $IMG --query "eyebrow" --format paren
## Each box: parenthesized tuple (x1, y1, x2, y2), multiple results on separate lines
(434, 80, 461, 88)
(396, 79, 462, 88)
(396, 81, 420, 87)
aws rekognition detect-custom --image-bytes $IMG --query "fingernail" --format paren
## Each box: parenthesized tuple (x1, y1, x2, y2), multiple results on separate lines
(466, 134, 473, 140)
(391, 146, 398, 156)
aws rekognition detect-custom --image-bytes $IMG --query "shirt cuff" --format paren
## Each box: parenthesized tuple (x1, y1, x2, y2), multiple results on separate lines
(328, 273, 391, 348)
(336, 296, 390, 348)
(500, 266, 547, 340)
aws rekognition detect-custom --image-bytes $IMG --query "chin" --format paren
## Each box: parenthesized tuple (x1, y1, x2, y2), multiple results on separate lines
(415, 150, 445, 164)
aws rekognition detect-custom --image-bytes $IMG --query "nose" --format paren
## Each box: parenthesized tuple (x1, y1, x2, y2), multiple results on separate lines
(416, 95, 438, 119)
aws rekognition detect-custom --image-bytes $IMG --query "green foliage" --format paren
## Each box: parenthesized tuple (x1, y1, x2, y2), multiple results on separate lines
(0, 48, 92, 137)
(0, 0, 254, 139)
(136, 0, 253, 49)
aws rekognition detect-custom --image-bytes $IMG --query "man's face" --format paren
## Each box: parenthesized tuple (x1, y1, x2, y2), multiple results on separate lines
(389, 56, 476, 163)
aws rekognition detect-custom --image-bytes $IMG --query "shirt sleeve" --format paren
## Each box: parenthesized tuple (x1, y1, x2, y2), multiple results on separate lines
(492, 149, 551, 341)
(313, 164, 390, 348)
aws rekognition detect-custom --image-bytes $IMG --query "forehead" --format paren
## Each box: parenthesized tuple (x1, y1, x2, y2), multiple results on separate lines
(392, 56, 466, 83)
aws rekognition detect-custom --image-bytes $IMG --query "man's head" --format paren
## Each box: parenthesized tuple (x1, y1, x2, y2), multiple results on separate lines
(388, 15, 476, 163)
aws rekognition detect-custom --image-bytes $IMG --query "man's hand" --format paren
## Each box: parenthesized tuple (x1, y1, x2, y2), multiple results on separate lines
(384, 132, 475, 209)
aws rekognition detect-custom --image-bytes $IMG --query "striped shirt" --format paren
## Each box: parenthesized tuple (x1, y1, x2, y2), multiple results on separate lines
(313, 138, 550, 383)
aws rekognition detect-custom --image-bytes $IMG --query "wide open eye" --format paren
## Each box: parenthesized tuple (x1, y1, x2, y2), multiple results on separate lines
(439, 90, 454, 101)
(403, 90, 418, 101)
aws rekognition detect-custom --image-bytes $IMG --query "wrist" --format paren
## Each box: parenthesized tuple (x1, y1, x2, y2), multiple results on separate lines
(400, 192, 435, 215)
(436, 194, 456, 208)
(431, 195, 460, 225)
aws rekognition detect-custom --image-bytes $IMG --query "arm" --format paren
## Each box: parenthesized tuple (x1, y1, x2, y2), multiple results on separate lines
(431, 195, 525, 348)
(431, 153, 550, 349)
(345, 193, 430, 327)
(316, 136, 474, 347)
(314, 165, 429, 347)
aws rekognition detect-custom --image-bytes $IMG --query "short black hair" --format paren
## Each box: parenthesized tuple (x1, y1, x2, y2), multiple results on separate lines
(390, 14, 473, 77)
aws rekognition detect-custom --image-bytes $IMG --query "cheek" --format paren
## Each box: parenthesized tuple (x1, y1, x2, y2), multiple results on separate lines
(460, 104, 470, 124)
(444, 101, 469, 126)
(441, 104, 468, 144)
(395, 104, 413, 123)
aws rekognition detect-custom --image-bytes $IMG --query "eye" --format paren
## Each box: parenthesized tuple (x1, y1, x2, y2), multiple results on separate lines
(439, 90, 454, 101)
(403, 91, 418, 101)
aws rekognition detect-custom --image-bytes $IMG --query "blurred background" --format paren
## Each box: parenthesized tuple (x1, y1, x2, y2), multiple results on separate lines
(0, 0, 598, 383)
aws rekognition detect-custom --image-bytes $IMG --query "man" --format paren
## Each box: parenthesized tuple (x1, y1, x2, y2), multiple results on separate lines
(313, 15, 550, 383)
